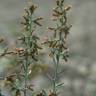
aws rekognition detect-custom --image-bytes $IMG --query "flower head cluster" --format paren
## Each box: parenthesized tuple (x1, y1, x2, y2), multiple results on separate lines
(43, 0, 72, 62)
(19, 2, 43, 61)
(21, 3, 43, 32)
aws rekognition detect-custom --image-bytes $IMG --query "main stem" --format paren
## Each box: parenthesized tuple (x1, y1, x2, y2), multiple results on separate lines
(24, 55, 28, 96)
(24, 14, 32, 96)
(53, 3, 64, 92)
(53, 53, 60, 94)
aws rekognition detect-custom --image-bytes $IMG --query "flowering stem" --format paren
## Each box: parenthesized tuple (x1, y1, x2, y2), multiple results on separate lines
(47, 0, 72, 95)
(20, 2, 43, 96)
(24, 8, 33, 96)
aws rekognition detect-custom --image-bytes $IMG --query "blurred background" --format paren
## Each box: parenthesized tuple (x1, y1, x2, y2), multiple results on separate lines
(0, 0, 96, 96)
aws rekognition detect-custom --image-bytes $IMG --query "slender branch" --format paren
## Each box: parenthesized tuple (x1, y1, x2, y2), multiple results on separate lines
(45, 0, 72, 95)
